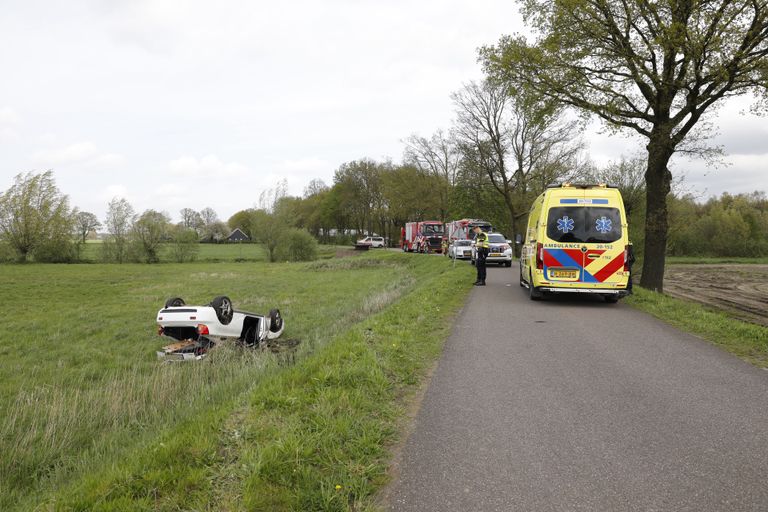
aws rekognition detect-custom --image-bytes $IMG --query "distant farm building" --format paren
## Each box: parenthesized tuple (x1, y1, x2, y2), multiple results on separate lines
(227, 228, 250, 242)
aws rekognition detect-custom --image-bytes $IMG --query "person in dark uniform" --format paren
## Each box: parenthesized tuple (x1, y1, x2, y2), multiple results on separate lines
(473, 225, 489, 286)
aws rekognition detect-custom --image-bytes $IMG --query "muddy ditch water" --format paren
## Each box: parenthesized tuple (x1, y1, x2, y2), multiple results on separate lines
(663, 264, 768, 326)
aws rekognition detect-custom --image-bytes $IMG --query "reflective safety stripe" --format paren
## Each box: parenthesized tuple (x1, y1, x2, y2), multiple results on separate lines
(476, 233, 490, 248)
(543, 248, 624, 283)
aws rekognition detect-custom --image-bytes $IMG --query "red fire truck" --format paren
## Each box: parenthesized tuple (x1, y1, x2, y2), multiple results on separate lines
(445, 219, 493, 242)
(401, 221, 445, 253)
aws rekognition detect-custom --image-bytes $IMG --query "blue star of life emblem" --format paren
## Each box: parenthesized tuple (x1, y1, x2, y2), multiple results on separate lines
(557, 215, 575, 233)
(595, 216, 612, 233)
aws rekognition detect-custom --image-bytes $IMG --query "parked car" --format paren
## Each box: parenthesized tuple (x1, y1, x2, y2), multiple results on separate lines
(471, 233, 514, 267)
(448, 239, 473, 259)
(155, 296, 284, 361)
(356, 236, 385, 248)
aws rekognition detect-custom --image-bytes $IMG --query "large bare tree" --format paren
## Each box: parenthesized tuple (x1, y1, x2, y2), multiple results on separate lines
(403, 129, 461, 220)
(452, 80, 582, 245)
(482, 0, 768, 291)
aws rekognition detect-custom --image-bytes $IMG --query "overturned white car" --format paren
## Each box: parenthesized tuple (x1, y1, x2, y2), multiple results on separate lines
(156, 296, 284, 361)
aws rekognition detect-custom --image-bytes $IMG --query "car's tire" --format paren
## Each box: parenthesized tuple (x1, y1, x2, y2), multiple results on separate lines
(268, 308, 283, 333)
(528, 272, 543, 301)
(505, 261, 512, 267)
(519, 266, 525, 287)
(210, 296, 234, 325)
(604, 295, 619, 304)
(470, 257, 475, 266)
(164, 297, 185, 308)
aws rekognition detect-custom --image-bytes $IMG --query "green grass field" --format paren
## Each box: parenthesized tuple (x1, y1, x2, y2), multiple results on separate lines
(0, 251, 473, 510)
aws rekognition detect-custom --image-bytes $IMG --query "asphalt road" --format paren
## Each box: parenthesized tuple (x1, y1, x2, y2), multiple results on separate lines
(386, 265, 768, 512)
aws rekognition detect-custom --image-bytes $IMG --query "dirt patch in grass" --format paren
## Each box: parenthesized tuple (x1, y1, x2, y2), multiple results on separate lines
(664, 264, 768, 326)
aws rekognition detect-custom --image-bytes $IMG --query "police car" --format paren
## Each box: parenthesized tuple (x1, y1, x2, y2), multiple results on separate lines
(470, 232, 514, 267)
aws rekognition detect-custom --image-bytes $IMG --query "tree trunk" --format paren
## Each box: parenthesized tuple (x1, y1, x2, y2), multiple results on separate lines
(502, 196, 520, 257)
(640, 136, 674, 292)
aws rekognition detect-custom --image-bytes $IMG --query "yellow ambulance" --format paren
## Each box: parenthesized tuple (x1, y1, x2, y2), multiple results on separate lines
(519, 184, 634, 302)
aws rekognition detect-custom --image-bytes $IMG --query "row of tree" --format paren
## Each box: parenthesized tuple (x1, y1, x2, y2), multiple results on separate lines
(0, 171, 226, 263)
(669, 192, 768, 257)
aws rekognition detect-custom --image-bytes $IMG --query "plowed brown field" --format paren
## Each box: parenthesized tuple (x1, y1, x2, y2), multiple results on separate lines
(664, 264, 768, 326)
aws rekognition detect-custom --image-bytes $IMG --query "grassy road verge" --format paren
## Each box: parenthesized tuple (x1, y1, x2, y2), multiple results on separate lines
(626, 287, 768, 367)
(6, 253, 473, 510)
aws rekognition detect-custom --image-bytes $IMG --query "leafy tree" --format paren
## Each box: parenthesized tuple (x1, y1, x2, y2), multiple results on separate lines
(252, 209, 283, 262)
(74, 211, 101, 244)
(131, 210, 170, 263)
(103, 197, 135, 263)
(381, 165, 443, 229)
(0, 170, 74, 262)
(482, 0, 768, 290)
(228, 209, 258, 239)
(333, 159, 385, 235)
(274, 228, 318, 262)
(169, 225, 200, 263)
(668, 192, 768, 256)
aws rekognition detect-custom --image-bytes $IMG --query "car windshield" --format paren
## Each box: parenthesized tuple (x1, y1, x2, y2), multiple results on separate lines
(487, 234, 506, 243)
(546, 206, 622, 243)
(422, 225, 443, 235)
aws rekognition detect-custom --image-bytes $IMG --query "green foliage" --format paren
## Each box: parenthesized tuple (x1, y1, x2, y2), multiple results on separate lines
(228, 208, 258, 238)
(74, 211, 101, 244)
(274, 228, 319, 262)
(0, 241, 15, 262)
(0, 170, 75, 262)
(169, 226, 200, 263)
(130, 209, 171, 263)
(668, 192, 768, 257)
(103, 197, 135, 263)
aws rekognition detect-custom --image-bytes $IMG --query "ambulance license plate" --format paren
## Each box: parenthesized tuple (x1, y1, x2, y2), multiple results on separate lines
(551, 269, 578, 279)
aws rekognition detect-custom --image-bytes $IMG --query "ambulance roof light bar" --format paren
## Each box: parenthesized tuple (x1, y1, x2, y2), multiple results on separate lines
(557, 182, 611, 189)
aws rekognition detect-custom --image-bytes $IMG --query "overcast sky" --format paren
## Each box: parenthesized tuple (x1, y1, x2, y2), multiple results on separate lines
(1, 0, 766, 223)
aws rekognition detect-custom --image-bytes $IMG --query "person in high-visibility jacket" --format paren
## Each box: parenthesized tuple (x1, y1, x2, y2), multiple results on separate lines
(473, 225, 489, 286)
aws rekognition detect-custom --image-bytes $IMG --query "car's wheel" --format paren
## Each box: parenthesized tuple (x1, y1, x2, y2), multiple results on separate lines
(528, 272, 542, 301)
(268, 308, 283, 333)
(470, 257, 475, 266)
(210, 296, 234, 325)
(164, 297, 185, 308)
(505, 261, 512, 267)
(604, 295, 619, 304)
